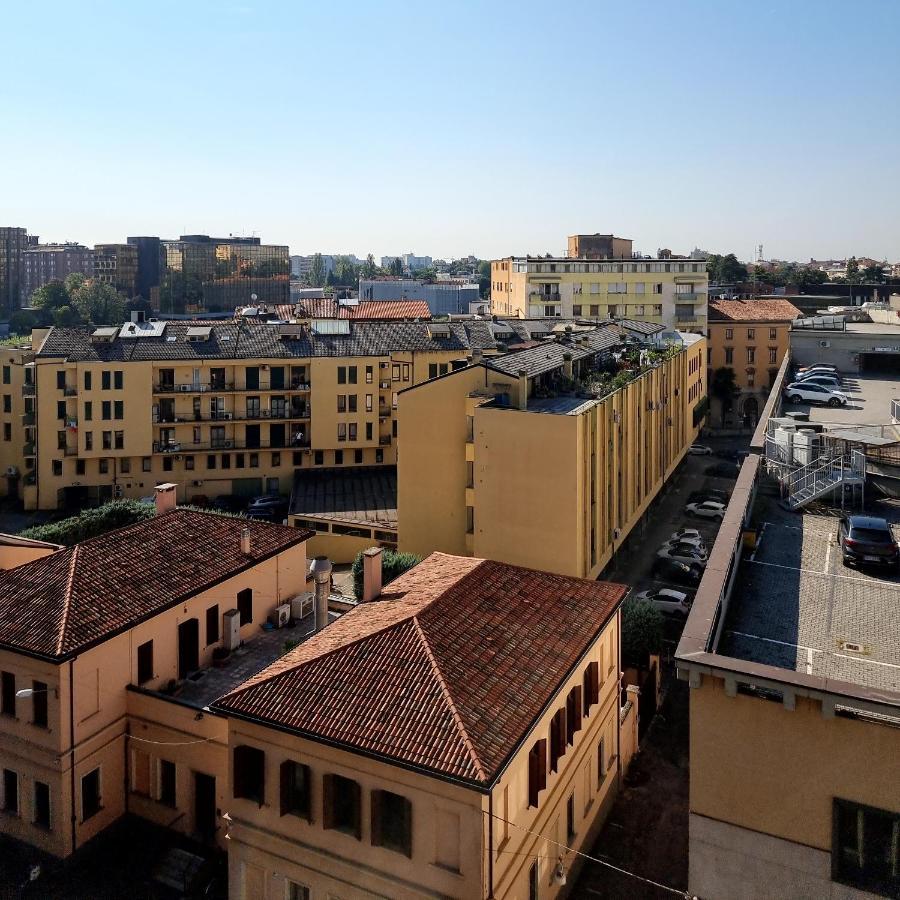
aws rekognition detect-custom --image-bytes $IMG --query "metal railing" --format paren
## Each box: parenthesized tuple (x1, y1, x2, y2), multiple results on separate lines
(153, 438, 309, 453)
(152, 409, 308, 424)
(154, 382, 310, 394)
(785, 450, 866, 508)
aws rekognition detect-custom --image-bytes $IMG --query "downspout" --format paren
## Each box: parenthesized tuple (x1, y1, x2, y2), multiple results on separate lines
(69, 658, 77, 855)
(487, 790, 494, 899)
(616, 609, 623, 785)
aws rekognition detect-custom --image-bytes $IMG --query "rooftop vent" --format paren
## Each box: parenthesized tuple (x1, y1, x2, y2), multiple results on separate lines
(427, 323, 451, 339)
(91, 327, 119, 343)
(186, 326, 212, 342)
(840, 640, 864, 653)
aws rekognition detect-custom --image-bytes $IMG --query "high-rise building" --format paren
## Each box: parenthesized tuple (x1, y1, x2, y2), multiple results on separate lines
(21, 243, 94, 302)
(0, 227, 29, 314)
(126, 236, 163, 304)
(93, 243, 138, 297)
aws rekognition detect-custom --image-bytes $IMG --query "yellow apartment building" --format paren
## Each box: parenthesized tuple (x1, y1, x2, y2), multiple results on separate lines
(491, 243, 708, 332)
(213, 548, 637, 900)
(398, 324, 707, 579)
(0, 342, 31, 498)
(706, 298, 801, 427)
(0, 484, 312, 858)
(17, 317, 498, 510)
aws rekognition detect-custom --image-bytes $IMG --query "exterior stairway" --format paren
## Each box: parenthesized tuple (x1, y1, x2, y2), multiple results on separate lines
(785, 450, 866, 510)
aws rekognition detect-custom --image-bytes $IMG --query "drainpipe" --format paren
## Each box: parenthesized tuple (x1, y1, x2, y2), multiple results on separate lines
(487, 791, 495, 899)
(69, 658, 77, 855)
(616, 610, 623, 786)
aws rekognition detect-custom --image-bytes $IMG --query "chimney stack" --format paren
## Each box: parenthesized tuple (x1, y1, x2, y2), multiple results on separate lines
(240, 527, 251, 556)
(470, 347, 483, 366)
(563, 352, 573, 380)
(517, 370, 529, 410)
(310, 556, 332, 633)
(154, 482, 178, 516)
(362, 547, 383, 602)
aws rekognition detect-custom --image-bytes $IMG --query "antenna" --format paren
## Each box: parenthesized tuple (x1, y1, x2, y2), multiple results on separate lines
(757, 244, 763, 263)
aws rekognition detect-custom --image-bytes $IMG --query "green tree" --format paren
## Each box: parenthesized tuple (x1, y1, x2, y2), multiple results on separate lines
(862, 264, 885, 284)
(308, 253, 326, 288)
(621, 596, 664, 669)
(845, 257, 860, 284)
(476, 259, 491, 298)
(351, 549, 421, 600)
(19, 499, 155, 546)
(711, 367, 739, 427)
(8, 309, 39, 335)
(30, 279, 70, 311)
(362, 253, 378, 278)
(64, 272, 87, 295)
(53, 305, 82, 326)
(71, 279, 125, 326)
(389, 257, 403, 277)
(707, 253, 748, 283)
(334, 255, 359, 286)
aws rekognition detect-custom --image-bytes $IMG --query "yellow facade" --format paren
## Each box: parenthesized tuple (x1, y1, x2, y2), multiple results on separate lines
(0, 345, 31, 499)
(491, 256, 708, 332)
(399, 336, 707, 579)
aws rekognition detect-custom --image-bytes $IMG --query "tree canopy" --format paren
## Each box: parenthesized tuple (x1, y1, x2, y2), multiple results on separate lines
(621, 596, 664, 668)
(307, 253, 327, 288)
(351, 548, 421, 599)
(706, 253, 748, 283)
(27, 274, 124, 327)
(19, 499, 155, 546)
(388, 257, 403, 277)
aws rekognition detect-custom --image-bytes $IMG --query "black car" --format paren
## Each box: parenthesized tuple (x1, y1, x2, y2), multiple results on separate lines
(246, 495, 289, 521)
(651, 558, 703, 587)
(211, 494, 248, 514)
(688, 488, 730, 505)
(838, 515, 899, 570)
(705, 462, 741, 479)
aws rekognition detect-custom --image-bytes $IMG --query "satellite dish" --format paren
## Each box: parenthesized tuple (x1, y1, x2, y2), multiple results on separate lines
(250, 293, 258, 302)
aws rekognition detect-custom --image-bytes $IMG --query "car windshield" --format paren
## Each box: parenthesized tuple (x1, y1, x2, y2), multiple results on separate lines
(849, 527, 893, 543)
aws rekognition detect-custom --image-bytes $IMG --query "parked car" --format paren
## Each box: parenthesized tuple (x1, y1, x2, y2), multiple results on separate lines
(795, 373, 842, 388)
(705, 462, 741, 478)
(685, 500, 726, 520)
(211, 494, 248, 514)
(651, 558, 703, 587)
(668, 529, 706, 550)
(784, 382, 848, 407)
(688, 444, 713, 456)
(246, 495, 289, 521)
(657, 543, 708, 567)
(716, 448, 751, 463)
(688, 489, 730, 505)
(838, 515, 899, 570)
(633, 587, 693, 619)
(796, 364, 838, 376)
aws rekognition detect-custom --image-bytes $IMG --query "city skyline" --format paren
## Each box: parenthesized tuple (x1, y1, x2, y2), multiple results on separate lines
(2, 0, 899, 262)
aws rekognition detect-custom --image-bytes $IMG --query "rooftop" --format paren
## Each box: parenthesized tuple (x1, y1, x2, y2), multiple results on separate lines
(709, 298, 802, 322)
(290, 466, 397, 529)
(0, 510, 312, 660)
(213, 552, 626, 786)
(294, 299, 432, 321)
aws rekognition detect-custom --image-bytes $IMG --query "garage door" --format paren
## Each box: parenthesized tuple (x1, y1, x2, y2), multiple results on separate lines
(859, 352, 900, 374)
(231, 477, 263, 497)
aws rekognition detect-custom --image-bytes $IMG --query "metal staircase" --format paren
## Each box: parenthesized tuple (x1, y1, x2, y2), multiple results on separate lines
(784, 450, 866, 510)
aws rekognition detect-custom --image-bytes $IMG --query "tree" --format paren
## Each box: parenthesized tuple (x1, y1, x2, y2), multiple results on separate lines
(8, 309, 39, 335)
(477, 259, 491, 299)
(64, 272, 87, 295)
(308, 253, 326, 288)
(334, 255, 359, 287)
(389, 257, 403, 277)
(19, 499, 155, 546)
(845, 257, 860, 284)
(362, 253, 378, 278)
(862, 264, 885, 284)
(351, 549, 421, 600)
(70, 279, 125, 326)
(621, 597, 664, 669)
(30, 279, 70, 311)
(53, 305, 82, 326)
(711, 367, 739, 427)
(707, 253, 748, 284)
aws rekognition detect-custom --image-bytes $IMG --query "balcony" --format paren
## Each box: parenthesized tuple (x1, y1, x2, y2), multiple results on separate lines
(21, 413, 34, 425)
(63, 386, 77, 396)
(379, 436, 392, 446)
(23, 442, 34, 457)
(529, 292, 561, 303)
(675, 292, 707, 303)
(22, 383, 35, 397)
(154, 381, 310, 394)
(153, 438, 309, 453)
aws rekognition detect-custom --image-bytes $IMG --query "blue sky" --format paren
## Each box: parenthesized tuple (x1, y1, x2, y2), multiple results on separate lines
(2, 0, 898, 262)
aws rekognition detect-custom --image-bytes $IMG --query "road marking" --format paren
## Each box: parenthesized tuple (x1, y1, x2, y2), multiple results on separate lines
(749, 522, 768, 561)
(726, 630, 900, 671)
(824, 543, 832, 573)
(746, 558, 900, 589)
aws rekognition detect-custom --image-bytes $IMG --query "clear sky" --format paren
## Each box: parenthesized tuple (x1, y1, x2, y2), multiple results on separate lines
(2, 0, 898, 263)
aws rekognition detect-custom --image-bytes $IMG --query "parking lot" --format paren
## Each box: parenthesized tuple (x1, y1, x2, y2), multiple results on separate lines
(782, 370, 900, 427)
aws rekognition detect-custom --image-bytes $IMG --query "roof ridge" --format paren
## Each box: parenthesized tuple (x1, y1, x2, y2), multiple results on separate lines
(55, 545, 80, 656)
(410, 616, 488, 782)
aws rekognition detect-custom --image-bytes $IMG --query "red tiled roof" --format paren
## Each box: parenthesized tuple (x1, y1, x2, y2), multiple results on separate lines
(708, 299, 802, 322)
(294, 299, 432, 321)
(0, 510, 312, 659)
(296, 298, 338, 318)
(214, 552, 626, 785)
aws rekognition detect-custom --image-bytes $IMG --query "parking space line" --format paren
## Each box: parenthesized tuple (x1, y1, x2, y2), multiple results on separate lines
(749, 522, 767, 561)
(746, 558, 900, 589)
(727, 630, 900, 672)
(824, 543, 831, 573)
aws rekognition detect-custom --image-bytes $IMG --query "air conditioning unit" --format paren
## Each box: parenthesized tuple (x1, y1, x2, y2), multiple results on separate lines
(224, 440, 233, 449)
(179, 384, 191, 392)
(290, 592, 314, 621)
(223, 609, 241, 650)
(224, 412, 232, 420)
(273, 603, 291, 628)
(262, 410, 270, 418)
(113, 485, 123, 498)
(380, 381, 390, 389)
(380, 361, 389, 369)
(192, 479, 202, 487)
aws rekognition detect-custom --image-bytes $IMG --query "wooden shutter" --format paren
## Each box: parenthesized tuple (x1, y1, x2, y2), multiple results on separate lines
(322, 774, 335, 830)
(401, 796, 412, 858)
(351, 779, 362, 839)
(371, 789, 383, 846)
(557, 708, 567, 760)
(279, 761, 291, 817)
(528, 747, 539, 807)
(571, 686, 583, 736)
(537, 739, 547, 792)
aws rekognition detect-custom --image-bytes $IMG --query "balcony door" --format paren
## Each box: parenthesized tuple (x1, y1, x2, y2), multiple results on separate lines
(177, 618, 199, 679)
(245, 424, 261, 449)
(245, 367, 260, 390)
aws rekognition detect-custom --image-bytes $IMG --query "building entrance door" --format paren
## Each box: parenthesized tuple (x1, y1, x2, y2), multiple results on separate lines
(194, 772, 216, 840)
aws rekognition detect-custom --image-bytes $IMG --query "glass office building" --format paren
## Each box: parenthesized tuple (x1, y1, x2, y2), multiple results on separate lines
(0, 227, 29, 315)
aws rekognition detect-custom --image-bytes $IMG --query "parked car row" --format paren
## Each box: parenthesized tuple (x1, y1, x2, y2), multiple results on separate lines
(785, 364, 848, 407)
(838, 515, 900, 572)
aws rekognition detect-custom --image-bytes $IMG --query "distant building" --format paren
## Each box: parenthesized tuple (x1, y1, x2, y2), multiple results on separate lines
(359, 277, 479, 315)
(0, 227, 30, 313)
(401, 252, 432, 272)
(127, 236, 164, 304)
(21, 243, 93, 302)
(567, 233, 633, 260)
(93, 243, 138, 297)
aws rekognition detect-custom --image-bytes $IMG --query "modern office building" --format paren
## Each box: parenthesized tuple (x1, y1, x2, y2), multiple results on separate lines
(126, 236, 164, 304)
(92, 243, 138, 297)
(398, 323, 707, 579)
(707, 298, 801, 428)
(0, 227, 30, 314)
(213, 548, 637, 899)
(20, 243, 94, 302)
(676, 353, 900, 900)
(491, 241, 708, 331)
(359, 277, 479, 316)
(15, 317, 498, 510)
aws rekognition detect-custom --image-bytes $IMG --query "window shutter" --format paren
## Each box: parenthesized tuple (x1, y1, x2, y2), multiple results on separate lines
(233, 747, 246, 799)
(528, 749, 539, 808)
(572, 686, 583, 734)
(351, 779, 362, 840)
(371, 789, 383, 846)
(279, 761, 291, 817)
(558, 708, 567, 759)
(322, 774, 335, 830)
(402, 796, 412, 858)
(537, 739, 547, 792)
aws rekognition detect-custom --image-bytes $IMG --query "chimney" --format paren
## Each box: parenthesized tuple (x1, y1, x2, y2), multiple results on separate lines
(310, 556, 332, 632)
(154, 482, 178, 515)
(470, 347, 483, 366)
(517, 370, 529, 410)
(563, 352, 573, 380)
(362, 547, 383, 602)
(240, 527, 251, 556)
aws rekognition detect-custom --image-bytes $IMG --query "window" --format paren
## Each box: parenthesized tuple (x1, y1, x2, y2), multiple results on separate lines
(392, 364, 400, 381)
(567, 793, 576, 841)
(354, 449, 363, 464)
(287, 883, 310, 900)
(184, 456, 193, 471)
(402, 364, 410, 381)
(834, 798, 900, 896)
(3, 769, 18, 814)
(32, 680, 48, 728)
(82, 370, 90, 390)
(375, 449, 383, 464)
(159, 760, 176, 808)
(527, 739, 547, 807)
(237, 588, 253, 626)
(57, 400, 66, 420)
(314, 450, 324, 465)
(1, 671, 15, 717)
(725, 328, 733, 340)
(573, 305, 582, 316)
(102, 400, 111, 420)
(724, 348, 734, 365)
(207, 455, 216, 470)
(337, 395, 346, 413)
(769, 347, 777, 364)
(221, 454, 231, 469)
(233, 745, 265, 804)
(206, 605, 219, 645)
(2, 424, 7, 442)
(1, 366, 9, 385)
(337, 367, 346, 384)
(769, 327, 777, 340)
(583, 662, 599, 716)
(33, 781, 50, 829)
(566, 686, 582, 744)
(747, 328, 755, 339)
(549, 708, 566, 772)
(114, 371, 123, 390)
(335, 450, 344, 465)
(348, 395, 357, 413)
(52, 460, 62, 477)
(366, 422, 373, 441)
(101, 371, 111, 390)
(102, 431, 112, 450)
(279, 761, 311, 820)
(337, 423, 346, 442)
(348, 423, 357, 441)
(81, 768, 101, 820)
(348, 366, 357, 384)
(142, 457, 151, 472)
(163, 457, 173, 472)
(137, 640, 153, 684)
(747, 347, 756, 364)
(56, 370, 66, 390)
(371, 789, 412, 857)
(323, 774, 361, 839)
(85, 432, 93, 451)
(429, 363, 437, 379)
(365, 366, 373, 384)
(114, 400, 123, 420)
(114, 431, 124, 450)
(236, 453, 245, 468)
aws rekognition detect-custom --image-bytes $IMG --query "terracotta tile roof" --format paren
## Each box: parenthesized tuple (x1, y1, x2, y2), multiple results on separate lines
(295, 299, 432, 321)
(0, 510, 312, 659)
(213, 552, 626, 786)
(708, 299, 802, 322)
(295, 298, 339, 318)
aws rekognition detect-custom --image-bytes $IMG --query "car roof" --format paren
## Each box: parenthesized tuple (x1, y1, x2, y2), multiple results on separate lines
(846, 515, 892, 530)
(657, 588, 687, 601)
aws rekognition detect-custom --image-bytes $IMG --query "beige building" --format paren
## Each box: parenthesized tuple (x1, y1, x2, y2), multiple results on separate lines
(398, 323, 707, 579)
(213, 549, 636, 899)
(0, 485, 313, 858)
(16, 317, 498, 510)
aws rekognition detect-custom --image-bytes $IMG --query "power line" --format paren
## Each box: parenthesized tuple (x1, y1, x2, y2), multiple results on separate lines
(127, 734, 212, 747)
(484, 809, 693, 898)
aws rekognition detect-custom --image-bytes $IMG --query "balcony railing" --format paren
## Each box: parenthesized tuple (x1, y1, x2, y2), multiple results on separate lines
(379, 436, 392, 446)
(21, 413, 34, 425)
(152, 409, 308, 424)
(64, 386, 77, 396)
(23, 442, 35, 456)
(675, 292, 707, 302)
(153, 438, 310, 454)
(154, 381, 311, 394)
(22, 383, 35, 396)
